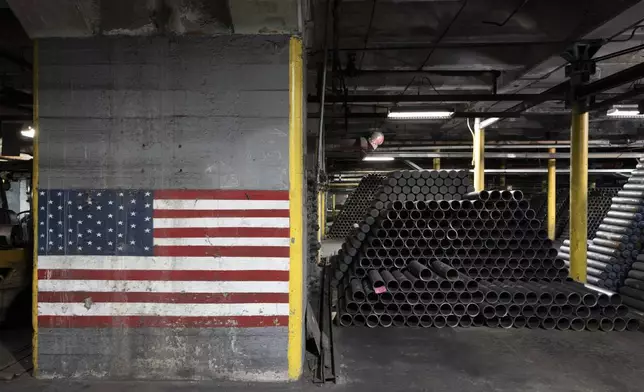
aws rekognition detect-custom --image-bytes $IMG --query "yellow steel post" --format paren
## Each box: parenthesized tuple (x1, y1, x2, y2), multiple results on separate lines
(287, 36, 304, 380)
(331, 193, 336, 216)
(433, 149, 440, 170)
(317, 191, 325, 240)
(322, 191, 327, 235)
(473, 118, 485, 191)
(31, 39, 39, 376)
(570, 104, 588, 283)
(547, 147, 556, 240)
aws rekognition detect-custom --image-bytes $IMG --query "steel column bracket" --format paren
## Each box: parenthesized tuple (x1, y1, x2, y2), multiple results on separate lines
(561, 41, 602, 110)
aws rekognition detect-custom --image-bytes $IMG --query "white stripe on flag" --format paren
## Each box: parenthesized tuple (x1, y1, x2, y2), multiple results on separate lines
(37, 256, 290, 271)
(153, 237, 290, 247)
(38, 302, 290, 317)
(153, 217, 290, 228)
(38, 280, 289, 293)
(153, 199, 289, 210)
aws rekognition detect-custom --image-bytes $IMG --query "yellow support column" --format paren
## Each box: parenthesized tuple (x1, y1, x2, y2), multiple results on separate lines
(547, 147, 556, 240)
(331, 193, 336, 216)
(287, 36, 304, 380)
(32, 39, 39, 376)
(433, 149, 440, 170)
(317, 191, 326, 239)
(570, 104, 588, 283)
(473, 119, 485, 191)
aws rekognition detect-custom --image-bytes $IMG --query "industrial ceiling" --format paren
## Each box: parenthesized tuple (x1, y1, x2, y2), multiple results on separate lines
(304, 0, 644, 174)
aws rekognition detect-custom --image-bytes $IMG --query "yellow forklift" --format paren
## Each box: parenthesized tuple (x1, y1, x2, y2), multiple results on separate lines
(0, 175, 31, 326)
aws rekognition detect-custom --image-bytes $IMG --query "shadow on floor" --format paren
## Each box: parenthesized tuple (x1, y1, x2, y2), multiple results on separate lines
(0, 327, 32, 381)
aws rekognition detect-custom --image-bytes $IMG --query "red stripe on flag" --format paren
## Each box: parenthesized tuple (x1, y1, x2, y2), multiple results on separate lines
(38, 269, 289, 281)
(154, 246, 290, 258)
(155, 190, 289, 200)
(39, 315, 289, 328)
(38, 292, 289, 304)
(153, 209, 289, 218)
(153, 227, 290, 238)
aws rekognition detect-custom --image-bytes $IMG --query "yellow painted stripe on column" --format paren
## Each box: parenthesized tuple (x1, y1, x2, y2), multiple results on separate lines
(32, 39, 39, 375)
(547, 147, 556, 240)
(287, 36, 304, 381)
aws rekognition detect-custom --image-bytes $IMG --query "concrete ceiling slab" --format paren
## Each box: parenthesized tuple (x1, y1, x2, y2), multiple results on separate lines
(166, 0, 233, 35)
(6, 0, 98, 38)
(7, 0, 298, 37)
(229, 0, 298, 34)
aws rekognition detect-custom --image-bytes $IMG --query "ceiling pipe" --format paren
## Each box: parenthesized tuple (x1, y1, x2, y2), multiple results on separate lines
(350, 69, 501, 77)
(367, 152, 644, 159)
(318, 39, 602, 52)
(377, 142, 644, 151)
(308, 111, 523, 119)
(330, 168, 633, 182)
(310, 93, 561, 104)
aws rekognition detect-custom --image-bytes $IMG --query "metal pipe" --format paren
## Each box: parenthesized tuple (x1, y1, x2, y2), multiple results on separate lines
(620, 286, 644, 302)
(430, 259, 459, 281)
(367, 270, 385, 293)
(314, 93, 559, 104)
(621, 294, 644, 311)
(592, 237, 626, 250)
(366, 152, 644, 159)
(331, 168, 635, 181)
(606, 210, 642, 221)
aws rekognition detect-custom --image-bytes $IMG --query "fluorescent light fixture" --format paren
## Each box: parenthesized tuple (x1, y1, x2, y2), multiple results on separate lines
(21, 126, 35, 138)
(607, 108, 644, 118)
(479, 117, 500, 128)
(387, 110, 454, 120)
(363, 156, 395, 161)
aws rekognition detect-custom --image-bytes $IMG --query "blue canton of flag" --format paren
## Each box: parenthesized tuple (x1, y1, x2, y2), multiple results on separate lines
(38, 189, 154, 256)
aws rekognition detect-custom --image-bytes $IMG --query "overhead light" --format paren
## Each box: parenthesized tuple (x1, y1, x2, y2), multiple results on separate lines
(387, 110, 454, 120)
(363, 156, 395, 161)
(607, 108, 644, 118)
(480, 117, 500, 128)
(21, 126, 35, 138)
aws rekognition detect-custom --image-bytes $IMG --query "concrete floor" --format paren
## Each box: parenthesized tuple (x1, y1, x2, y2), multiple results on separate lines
(334, 327, 644, 392)
(4, 327, 644, 391)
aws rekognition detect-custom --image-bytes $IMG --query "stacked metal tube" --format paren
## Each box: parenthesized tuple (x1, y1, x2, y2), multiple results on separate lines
(334, 170, 639, 330)
(615, 161, 644, 312)
(558, 161, 644, 291)
(328, 174, 386, 239)
(557, 187, 621, 242)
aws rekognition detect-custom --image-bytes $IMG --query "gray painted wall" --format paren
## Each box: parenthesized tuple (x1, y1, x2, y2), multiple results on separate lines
(39, 36, 289, 190)
(37, 35, 291, 380)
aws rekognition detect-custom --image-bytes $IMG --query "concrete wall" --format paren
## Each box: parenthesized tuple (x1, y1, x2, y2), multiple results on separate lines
(37, 35, 292, 380)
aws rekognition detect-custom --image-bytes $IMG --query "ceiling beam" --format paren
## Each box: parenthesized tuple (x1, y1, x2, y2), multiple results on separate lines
(310, 94, 562, 104)
(578, 62, 644, 98)
(589, 86, 644, 111)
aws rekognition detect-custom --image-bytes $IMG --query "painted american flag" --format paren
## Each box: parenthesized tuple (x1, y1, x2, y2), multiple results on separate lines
(37, 189, 290, 328)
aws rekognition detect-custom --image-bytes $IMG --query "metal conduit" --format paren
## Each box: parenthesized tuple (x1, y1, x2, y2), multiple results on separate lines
(367, 152, 644, 159)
